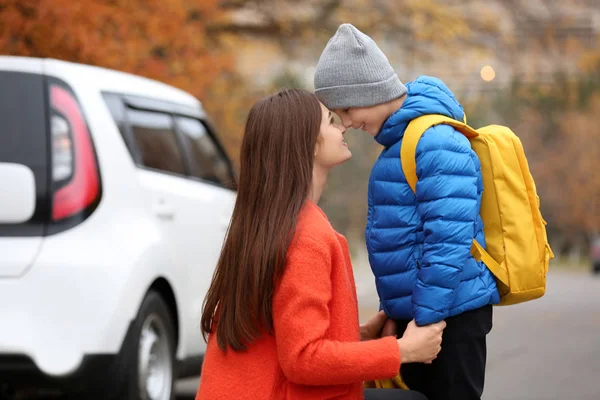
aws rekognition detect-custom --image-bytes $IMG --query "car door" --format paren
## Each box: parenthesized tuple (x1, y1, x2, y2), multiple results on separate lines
(125, 108, 196, 355)
(173, 116, 236, 356)
(118, 100, 236, 359)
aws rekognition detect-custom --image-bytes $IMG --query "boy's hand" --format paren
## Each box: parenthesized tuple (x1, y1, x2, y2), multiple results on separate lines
(381, 318, 397, 338)
(359, 310, 388, 341)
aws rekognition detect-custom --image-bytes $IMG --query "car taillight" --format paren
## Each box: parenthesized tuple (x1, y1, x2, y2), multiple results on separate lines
(50, 84, 100, 222)
(51, 113, 73, 181)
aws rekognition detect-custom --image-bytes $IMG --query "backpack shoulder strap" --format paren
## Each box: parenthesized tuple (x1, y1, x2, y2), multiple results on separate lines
(401, 114, 478, 193)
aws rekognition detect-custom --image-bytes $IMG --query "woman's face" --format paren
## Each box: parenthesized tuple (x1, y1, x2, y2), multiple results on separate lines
(314, 102, 351, 169)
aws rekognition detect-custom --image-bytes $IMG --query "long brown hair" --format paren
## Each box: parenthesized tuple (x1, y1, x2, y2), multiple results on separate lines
(201, 88, 322, 351)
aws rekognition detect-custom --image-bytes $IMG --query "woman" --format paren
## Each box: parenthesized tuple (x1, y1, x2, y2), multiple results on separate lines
(196, 89, 445, 400)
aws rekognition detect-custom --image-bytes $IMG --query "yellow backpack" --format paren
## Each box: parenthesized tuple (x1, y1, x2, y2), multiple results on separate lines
(401, 114, 554, 306)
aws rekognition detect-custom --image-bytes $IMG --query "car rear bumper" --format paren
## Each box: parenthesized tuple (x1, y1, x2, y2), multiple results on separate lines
(0, 353, 117, 389)
(0, 319, 136, 393)
(0, 234, 137, 377)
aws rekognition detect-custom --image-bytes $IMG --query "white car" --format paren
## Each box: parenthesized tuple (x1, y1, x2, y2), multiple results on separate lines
(0, 56, 236, 400)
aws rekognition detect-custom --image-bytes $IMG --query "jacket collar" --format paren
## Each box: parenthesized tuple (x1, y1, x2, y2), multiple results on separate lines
(375, 76, 466, 147)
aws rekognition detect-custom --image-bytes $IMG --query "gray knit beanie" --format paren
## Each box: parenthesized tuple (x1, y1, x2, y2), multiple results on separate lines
(314, 23, 407, 109)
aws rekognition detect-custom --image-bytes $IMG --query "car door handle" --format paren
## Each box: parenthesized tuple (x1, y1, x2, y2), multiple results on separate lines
(153, 200, 175, 221)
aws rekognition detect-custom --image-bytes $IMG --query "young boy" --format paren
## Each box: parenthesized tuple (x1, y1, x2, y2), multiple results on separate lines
(314, 24, 500, 400)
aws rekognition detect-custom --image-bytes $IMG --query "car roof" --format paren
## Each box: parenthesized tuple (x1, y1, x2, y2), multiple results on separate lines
(0, 56, 202, 110)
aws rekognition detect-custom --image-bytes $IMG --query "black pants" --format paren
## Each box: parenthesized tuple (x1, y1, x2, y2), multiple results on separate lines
(364, 388, 428, 400)
(395, 305, 493, 400)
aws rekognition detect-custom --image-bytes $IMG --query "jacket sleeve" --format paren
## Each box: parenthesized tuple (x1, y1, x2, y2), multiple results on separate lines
(412, 125, 479, 326)
(273, 234, 400, 386)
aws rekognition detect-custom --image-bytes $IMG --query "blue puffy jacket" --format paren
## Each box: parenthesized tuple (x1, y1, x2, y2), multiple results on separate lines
(366, 76, 500, 326)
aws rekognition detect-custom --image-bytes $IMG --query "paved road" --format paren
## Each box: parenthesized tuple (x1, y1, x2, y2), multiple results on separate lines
(177, 269, 600, 400)
(483, 270, 600, 400)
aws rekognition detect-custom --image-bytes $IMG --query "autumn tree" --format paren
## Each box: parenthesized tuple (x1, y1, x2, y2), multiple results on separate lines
(0, 0, 242, 148)
(1, 0, 236, 93)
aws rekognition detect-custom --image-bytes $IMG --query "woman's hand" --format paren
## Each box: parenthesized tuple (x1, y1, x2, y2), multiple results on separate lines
(396, 319, 446, 364)
(359, 310, 388, 341)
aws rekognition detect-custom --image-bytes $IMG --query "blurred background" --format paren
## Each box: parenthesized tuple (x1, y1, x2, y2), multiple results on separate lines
(2, 0, 597, 257)
(1, 0, 599, 399)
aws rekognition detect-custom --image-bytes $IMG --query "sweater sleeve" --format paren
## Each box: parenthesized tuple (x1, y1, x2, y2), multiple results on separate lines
(273, 234, 400, 386)
(412, 125, 479, 326)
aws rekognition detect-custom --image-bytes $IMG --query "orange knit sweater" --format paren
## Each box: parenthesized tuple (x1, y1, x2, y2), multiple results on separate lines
(195, 200, 401, 400)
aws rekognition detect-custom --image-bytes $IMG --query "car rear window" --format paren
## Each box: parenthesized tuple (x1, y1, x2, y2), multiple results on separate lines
(0, 71, 49, 236)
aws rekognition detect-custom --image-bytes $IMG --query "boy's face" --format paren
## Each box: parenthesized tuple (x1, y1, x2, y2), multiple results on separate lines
(333, 103, 391, 136)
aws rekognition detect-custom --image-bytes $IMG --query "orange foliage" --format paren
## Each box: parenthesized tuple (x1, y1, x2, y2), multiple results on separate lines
(0, 0, 235, 116)
(533, 95, 600, 235)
